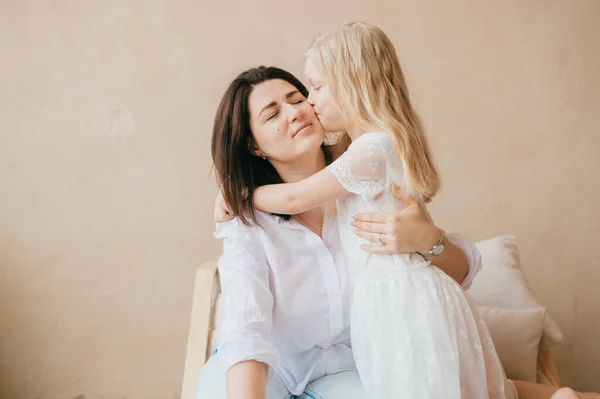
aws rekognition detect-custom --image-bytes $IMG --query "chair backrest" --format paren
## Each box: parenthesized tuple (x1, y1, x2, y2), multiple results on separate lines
(180, 262, 219, 399)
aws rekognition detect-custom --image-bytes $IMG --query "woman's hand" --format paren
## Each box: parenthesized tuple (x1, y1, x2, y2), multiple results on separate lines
(353, 185, 470, 284)
(214, 190, 234, 223)
(352, 185, 440, 255)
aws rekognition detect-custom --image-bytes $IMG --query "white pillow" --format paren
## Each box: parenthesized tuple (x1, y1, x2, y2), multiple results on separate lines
(468, 235, 563, 347)
(477, 306, 546, 382)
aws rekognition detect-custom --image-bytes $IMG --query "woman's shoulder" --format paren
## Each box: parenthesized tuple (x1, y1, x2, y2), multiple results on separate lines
(213, 210, 273, 240)
(215, 212, 275, 271)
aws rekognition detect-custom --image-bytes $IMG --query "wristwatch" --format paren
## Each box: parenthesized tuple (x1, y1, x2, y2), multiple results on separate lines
(418, 231, 446, 258)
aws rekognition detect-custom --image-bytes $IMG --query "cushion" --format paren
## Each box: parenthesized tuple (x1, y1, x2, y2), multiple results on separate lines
(477, 306, 546, 382)
(469, 235, 563, 347)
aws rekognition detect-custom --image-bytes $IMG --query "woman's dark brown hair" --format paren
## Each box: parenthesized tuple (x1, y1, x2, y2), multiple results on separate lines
(211, 66, 331, 225)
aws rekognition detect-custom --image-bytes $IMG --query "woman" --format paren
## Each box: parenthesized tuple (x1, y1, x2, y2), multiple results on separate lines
(199, 66, 596, 399)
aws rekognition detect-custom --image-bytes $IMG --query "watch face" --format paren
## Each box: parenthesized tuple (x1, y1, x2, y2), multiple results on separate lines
(433, 243, 445, 256)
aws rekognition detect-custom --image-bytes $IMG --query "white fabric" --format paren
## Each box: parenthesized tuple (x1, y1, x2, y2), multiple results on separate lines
(469, 235, 563, 347)
(477, 306, 546, 382)
(327, 132, 514, 399)
(213, 198, 482, 395)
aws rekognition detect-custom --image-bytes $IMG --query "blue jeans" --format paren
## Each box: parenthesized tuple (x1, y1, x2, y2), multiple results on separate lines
(196, 352, 368, 399)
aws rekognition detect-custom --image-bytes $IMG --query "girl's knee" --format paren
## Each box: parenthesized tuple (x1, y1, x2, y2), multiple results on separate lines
(551, 387, 581, 399)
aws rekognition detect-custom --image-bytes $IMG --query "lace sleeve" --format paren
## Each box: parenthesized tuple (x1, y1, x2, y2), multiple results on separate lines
(326, 133, 389, 199)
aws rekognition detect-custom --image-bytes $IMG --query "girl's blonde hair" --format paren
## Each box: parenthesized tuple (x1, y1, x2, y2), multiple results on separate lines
(307, 22, 440, 202)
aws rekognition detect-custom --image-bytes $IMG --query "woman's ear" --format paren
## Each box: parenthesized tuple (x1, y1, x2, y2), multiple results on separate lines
(247, 138, 265, 159)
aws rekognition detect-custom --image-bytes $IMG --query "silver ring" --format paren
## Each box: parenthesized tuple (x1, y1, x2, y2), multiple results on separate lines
(376, 232, 383, 245)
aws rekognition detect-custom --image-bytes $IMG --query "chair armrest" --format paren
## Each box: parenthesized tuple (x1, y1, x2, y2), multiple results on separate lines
(181, 262, 219, 399)
(537, 346, 561, 387)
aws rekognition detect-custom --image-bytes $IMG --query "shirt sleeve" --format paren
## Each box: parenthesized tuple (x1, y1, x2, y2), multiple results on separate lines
(213, 219, 280, 380)
(326, 133, 388, 199)
(445, 233, 482, 290)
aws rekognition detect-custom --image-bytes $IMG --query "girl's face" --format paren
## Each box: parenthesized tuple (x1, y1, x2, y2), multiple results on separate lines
(248, 78, 325, 163)
(305, 55, 346, 133)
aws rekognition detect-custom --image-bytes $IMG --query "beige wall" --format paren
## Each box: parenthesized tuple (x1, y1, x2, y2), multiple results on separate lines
(0, 1, 598, 397)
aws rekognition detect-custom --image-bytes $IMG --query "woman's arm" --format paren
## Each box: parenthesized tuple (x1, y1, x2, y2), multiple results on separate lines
(253, 168, 347, 215)
(352, 185, 474, 286)
(424, 236, 469, 284)
(214, 220, 280, 396)
(227, 360, 267, 399)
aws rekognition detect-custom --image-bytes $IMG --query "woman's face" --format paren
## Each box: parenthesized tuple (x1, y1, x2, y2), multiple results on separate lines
(305, 55, 345, 133)
(248, 79, 325, 163)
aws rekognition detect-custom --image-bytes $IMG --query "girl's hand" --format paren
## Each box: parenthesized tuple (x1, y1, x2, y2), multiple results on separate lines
(214, 190, 234, 223)
(352, 185, 440, 254)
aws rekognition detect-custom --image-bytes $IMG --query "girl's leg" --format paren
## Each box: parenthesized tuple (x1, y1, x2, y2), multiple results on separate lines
(513, 380, 600, 399)
(299, 370, 368, 399)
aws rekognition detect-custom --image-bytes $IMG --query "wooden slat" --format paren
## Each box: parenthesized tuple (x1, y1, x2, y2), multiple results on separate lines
(180, 262, 219, 399)
(538, 346, 561, 387)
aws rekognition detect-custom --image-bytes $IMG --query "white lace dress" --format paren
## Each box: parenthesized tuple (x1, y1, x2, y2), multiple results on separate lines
(326, 132, 515, 399)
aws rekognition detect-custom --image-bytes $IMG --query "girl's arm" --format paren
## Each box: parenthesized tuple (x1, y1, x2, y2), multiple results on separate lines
(253, 168, 348, 215)
(214, 190, 234, 222)
(254, 134, 388, 215)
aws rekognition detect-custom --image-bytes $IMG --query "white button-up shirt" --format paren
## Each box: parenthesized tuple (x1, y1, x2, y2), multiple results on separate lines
(213, 210, 481, 395)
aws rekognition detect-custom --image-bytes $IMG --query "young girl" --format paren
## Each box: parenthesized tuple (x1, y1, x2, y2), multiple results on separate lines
(252, 22, 514, 398)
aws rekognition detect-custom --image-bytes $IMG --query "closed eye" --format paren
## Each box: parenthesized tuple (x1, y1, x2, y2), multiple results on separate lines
(267, 111, 279, 121)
